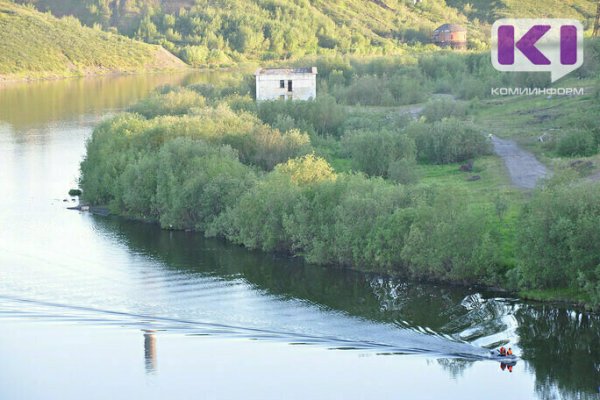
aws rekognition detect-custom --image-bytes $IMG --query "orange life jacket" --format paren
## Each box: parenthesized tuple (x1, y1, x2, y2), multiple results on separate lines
(507, 348, 513, 356)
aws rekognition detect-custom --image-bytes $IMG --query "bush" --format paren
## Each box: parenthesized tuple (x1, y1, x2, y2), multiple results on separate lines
(118, 153, 159, 218)
(408, 118, 492, 164)
(80, 114, 150, 205)
(227, 127, 311, 170)
(388, 159, 419, 184)
(401, 188, 502, 284)
(282, 172, 411, 269)
(455, 76, 489, 100)
(342, 129, 416, 178)
(155, 138, 256, 231)
(517, 181, 600, 299)
(422, 99, 467, 122)
(257, 95, 346, 137)
(556, 130, 598, 157)
(215, 155, 335, 252)
(180, 45, 209, 66)
(129, 88, 206, 118)
(80, 101, 313, 212)
(331, 73, 429, 106)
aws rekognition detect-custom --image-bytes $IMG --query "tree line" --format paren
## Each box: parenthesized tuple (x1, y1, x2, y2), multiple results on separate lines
(80, 87, 600, 306)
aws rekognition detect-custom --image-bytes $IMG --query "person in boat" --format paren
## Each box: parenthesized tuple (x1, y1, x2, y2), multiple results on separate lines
(507, 348, 513, 356)
(499, 346, 506, 356)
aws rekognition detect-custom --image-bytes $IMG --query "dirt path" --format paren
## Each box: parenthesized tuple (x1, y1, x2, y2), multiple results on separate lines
(399, 95, 549, 189)
(490, 135, 549, 189)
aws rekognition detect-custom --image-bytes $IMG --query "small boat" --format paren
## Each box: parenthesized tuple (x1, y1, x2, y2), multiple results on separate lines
(490, 349, 518, 364)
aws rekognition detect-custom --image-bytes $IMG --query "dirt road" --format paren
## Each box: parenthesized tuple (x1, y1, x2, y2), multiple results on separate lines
(490, 135, 549, 189)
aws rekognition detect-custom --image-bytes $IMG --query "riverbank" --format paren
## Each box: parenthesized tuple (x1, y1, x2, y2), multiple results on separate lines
(519, 288, 594, 310)
(78, 84, 600, 309)
(0, 63, 190, 88)
(0, 65, 189, 85)
(72, 199, 596, 311)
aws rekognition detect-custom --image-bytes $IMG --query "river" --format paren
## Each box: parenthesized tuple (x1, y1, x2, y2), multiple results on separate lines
(0, 73, 598, 400)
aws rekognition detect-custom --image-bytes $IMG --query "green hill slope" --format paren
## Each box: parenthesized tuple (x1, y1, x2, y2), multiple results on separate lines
(16, 0, 475, 66)
(12, 0, 598, 67)
(0, 0, 186, 81)
(446, 0, 597, 24)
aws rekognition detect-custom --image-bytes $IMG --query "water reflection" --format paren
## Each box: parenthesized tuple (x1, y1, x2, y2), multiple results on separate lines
(91, 217, 600, 397)
(516, 307, 600, 398)
(143, 330, 157, 374)
(0, 70, 247, 130)
(435, 358, 476, 379)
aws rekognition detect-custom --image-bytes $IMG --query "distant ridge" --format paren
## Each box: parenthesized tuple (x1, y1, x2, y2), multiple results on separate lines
(9, 0, 597, 67)
(0, 0, 186, 82)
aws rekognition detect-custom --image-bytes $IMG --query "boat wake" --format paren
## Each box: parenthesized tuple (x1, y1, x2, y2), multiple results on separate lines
(0, 294, 491, 360)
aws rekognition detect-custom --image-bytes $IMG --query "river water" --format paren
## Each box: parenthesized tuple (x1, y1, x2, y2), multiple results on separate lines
(0, 73, 598, 400)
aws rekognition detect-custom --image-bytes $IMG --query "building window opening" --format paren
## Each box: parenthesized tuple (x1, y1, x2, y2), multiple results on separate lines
(288, 80, 292, 92)
(279, 80, 285, 89)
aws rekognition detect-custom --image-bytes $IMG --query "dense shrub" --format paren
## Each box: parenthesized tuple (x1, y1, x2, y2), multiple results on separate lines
(422, 99, 468, 122)
(387, 159, 420, 184)
(401, 189, 502, 284)
(418, 53, 467, 83)
(227, 127, 311, 170)
(342, 108, 413, 133)
(129, 88, 206, 118)
(117, 153, 160, 218)
(155, 138, 256, 231)
(81, 99, 312, 210)
(257, 95, 346, 137)
(408, 118, 492, 164)
(517, 181, 600, 302)
(80, 114, 150, 205)
(573, 105, 600, 145)
(180, 45, 210, 66)
(214, 155, 336, 252)
(324, 175, 412, 268)
(189, 76, 254, 100)
(335, 75, 394, 106)
(331, 73, 429, 106)
(556, 130, 598, 157)
(214, 159, 504, 281)
(342, 129, 416, 178)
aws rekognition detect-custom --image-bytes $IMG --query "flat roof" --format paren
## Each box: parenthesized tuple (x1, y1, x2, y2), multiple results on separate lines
(255, 67, 317, 75)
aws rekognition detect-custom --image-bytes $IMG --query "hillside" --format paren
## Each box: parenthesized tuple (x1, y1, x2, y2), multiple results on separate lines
(0, 0, 186, 81)
(14, 0, 597, 67)
(446, 0, 597, 24)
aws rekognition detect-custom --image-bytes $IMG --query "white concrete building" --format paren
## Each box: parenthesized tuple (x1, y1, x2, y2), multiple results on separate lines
(255, 67, 317, 101)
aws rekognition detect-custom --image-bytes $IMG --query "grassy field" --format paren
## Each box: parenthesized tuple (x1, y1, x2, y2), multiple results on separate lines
(0, 0, 186, 81)
(471, 78, 600, 176)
